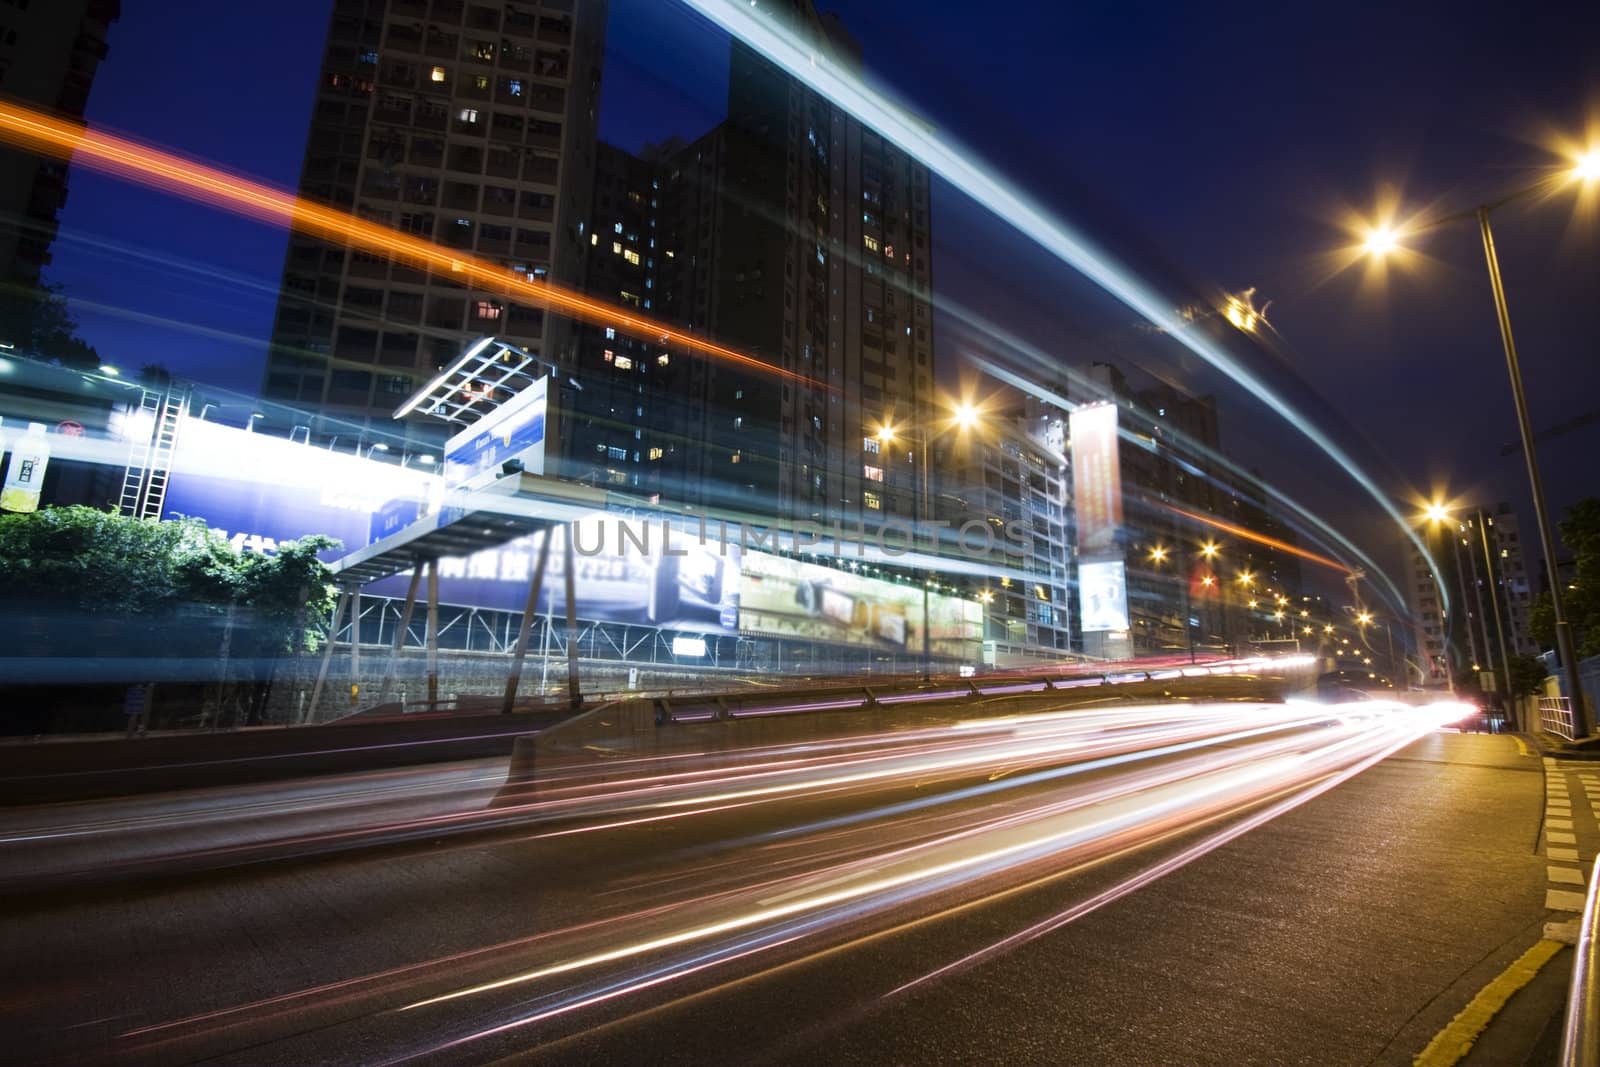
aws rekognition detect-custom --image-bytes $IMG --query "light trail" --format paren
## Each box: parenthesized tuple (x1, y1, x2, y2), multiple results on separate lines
(0, 100, 823, 391)
(82, 698, 1472, 1065)
(1157, 501, 1356, 574)
(678, 0, 1450, 614)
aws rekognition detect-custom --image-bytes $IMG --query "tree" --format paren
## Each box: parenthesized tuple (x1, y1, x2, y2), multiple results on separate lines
(1506, 652, 1548, 698)
(0, 507, 339, 730)
(1530, 498, 1600, 659)
(0, 281, 100, 370)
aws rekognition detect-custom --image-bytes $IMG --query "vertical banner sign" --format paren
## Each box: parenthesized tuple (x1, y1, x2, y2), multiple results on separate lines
(1070, 403, 1127, 635)
(1069, 403, 1122, 556)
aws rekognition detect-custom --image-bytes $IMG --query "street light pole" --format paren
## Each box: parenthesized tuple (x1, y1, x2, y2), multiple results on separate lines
(1471, 509, 1516, 724)
(1477, 207, 1590, 737)
(918, 430, 931, 683)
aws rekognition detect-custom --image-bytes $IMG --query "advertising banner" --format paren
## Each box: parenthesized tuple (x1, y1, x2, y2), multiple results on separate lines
(444, 375, 546, 489)
(161, 416, 437, 558)
(1070, 403, 1123, 556)
(738, 553, 981, 655)
(1078, 559, 1129, 633)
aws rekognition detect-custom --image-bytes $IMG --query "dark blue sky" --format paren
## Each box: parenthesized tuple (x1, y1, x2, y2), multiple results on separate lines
(48, 0, 1600, 591)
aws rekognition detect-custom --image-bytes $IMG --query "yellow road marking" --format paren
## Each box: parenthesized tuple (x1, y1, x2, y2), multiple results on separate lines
(1513, 735, 1532, 757)
(1412, 938, 1564, 1067)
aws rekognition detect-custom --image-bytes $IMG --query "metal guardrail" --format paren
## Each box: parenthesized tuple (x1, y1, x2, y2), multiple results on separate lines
(1560, 855, 1600, 1067)
(1542, 696, 1577, 740)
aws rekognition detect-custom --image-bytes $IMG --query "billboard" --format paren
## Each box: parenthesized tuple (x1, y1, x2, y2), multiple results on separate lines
(1078, 559, 1129, 633)
(738, 553, 982, 655)
(364, 516, 742, 634)
(162, 416, 438, 558)
(444, 375, 546, 489)
(1070, 403, 1123, 556)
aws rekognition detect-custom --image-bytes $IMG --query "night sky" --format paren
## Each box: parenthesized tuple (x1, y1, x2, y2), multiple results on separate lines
(47, 0, 1600, 599)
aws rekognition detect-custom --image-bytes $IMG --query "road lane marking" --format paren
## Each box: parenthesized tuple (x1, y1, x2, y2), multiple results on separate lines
(1548, 819, 1574, 831)
(1548, 847, 1580, 862)
(1546, 889, 1587, 911)
(1547, 866, 1585, 886)
(1549, 831, 1577, 844)
(1411, 938, 1565, 1067)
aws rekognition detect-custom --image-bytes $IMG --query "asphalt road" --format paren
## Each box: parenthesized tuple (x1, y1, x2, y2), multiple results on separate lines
(0, 708, 1563, 1066)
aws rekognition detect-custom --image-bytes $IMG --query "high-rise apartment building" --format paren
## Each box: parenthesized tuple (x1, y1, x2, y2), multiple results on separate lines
(262, 0, 606, 446)
(556, 1, 935, 522)
(0, 0, 119, 347)
(1407, 502, 1539, 689)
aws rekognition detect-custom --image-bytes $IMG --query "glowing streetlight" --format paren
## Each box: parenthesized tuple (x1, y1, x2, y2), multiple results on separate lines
(1574, 150, 1600, 182)
(1423, 502, 1450, 524)
(1356, 611, 1374, 626)
(1363, 225, 1399, 257)
(876, 424, 896, 443)
(977, 589, 994, 604)
(1200, 541, 1219, 560)
(1148, 545, 1169, 564)
(1201, 575, 1215, 588)
(1237, 571, 1254, 585)
(953, 401, 982, 431)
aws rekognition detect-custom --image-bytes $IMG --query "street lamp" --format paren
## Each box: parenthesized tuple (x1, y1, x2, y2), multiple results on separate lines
(1354, 149, 1598, 736)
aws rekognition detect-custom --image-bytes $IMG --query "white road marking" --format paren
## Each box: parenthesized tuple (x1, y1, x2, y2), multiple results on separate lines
(1548, 847, 1580, 862)
(1548, 819, 1575, 831)
(1547, 888, 1587, 911)
(1549, 831, 1578, 844)
(1548, 866, 1586, 886)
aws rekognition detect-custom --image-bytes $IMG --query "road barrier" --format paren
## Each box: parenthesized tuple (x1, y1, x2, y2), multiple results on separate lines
(1542, 696, 1577, 740)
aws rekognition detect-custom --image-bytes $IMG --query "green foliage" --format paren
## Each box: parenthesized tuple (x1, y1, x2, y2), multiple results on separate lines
(0, 506, 338, 652)
(1529, 498, 1600, 659)
(1506, 652, 1548, 698)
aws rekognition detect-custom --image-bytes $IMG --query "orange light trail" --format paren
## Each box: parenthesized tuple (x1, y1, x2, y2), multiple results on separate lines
(0, 100, 824, 390)
(1159, 502, 1354, 574)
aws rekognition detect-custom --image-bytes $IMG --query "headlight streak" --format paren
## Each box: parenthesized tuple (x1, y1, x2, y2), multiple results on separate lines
(375, 706, 1456, 1063)
(393, 706, 1441, 1013)
(676, 0, 1450, 615)
(94, 701, 1461, 1063)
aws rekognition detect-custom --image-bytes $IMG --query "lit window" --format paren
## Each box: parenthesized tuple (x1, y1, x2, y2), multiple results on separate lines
(458, 108, 479, 123)
(612, 241, 622, 254)
(864, 464, 884, 482)
(730, 452, 741, 464)
(604, 327, 615, 339)
(614, 355, 633, 370)
(623, 249, 641, 265)
(863, 234, 880, 253)
(507, 79, 523, 96)
(863, 437, 880, 454)
(864, 491, 882, 510)
(603, 349, 614, 362)
(656, 353, 669, 366)
(430, 66, 447, 82)
(474, 300, 501, 320)
(648, 447, 664, 460)
(615, 222, 623, 234)
(590, 233, 598, 246)
(884, 244, 894, 258)
(734, 416, 743, 429)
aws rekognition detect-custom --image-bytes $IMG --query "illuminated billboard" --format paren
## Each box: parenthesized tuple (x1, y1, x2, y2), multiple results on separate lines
(444, 375, 546, 489)
(1070, 403, 1122, 556)
(1078, 559, 1129, 633)
(162, 415, 438, 558)
(738, 553, 981, 656)
(365, 517, 741, 633)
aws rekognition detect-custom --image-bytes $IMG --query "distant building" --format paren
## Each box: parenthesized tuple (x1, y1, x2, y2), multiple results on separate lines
(0, 0, 119, 344)
(935, 388, 1073, 663)
(262, 0, 607, 446)
(1408, 502, 1538, 690)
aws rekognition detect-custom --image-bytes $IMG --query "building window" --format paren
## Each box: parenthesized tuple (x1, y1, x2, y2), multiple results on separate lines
(863, 234, 880, 253)
(474, 300, 501, 320)
(864, 464, 884, 482)
(458, 108, 479, 123)
(731, 452, 741, 464)
(430, 66, 447, 82)
(656, 353, 669, 366)
(863, 436, 880, 454)
(612, 241, 623, 254)
(864, 491, 882, 510)
(623, 249, 641, 265)
(614, 355, 633, 370)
